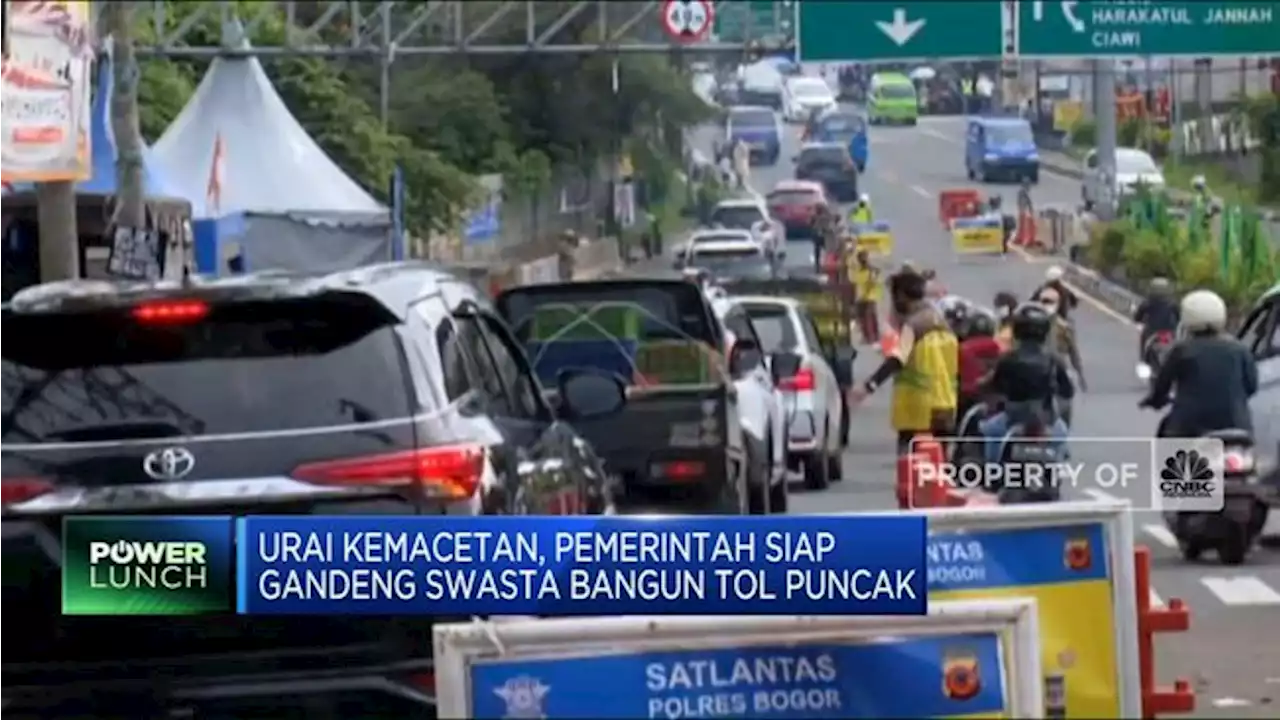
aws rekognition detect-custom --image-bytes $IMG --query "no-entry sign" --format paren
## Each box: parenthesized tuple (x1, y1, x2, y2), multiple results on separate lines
(661, 0, 714, 43)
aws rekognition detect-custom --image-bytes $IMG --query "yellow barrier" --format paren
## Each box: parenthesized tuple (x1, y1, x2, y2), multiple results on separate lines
(950, 217, 1004, 255)
(851, 222, 894, 256)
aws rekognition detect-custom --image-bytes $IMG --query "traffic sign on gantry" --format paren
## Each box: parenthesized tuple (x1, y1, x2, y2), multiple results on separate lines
(1018, 1, 1280, 57)
(797, 1, 1004, 62)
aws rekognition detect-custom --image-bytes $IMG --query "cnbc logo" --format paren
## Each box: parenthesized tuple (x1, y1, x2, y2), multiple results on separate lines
(63, 517, 233, 616)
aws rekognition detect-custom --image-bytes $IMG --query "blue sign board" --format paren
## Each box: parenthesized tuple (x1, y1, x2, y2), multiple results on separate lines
(465, 188, 501, 245)
(470, 633, 1007, 718)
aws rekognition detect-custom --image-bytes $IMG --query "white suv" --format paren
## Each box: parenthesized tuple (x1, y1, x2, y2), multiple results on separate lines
(1237, 283, 1280, 503)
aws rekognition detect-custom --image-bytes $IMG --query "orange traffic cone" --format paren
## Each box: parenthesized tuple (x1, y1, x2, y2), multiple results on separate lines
(896, 435, 949, 509)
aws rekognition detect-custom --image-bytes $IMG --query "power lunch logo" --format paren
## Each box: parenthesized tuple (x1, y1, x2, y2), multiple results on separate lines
(906, 436, 1225, 511)
(62, 517, 234, 615)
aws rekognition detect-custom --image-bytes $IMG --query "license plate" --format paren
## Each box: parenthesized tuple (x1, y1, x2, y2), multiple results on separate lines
(1008, 442, 1057, 462)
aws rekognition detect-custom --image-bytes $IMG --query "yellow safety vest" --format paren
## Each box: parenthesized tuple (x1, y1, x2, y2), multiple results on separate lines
(891, 320, 959, 432)
(850, 205, 872, 224)
(853, 267, 882, 302)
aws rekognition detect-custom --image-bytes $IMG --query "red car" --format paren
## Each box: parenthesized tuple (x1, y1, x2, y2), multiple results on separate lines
(767, 180, 827, 240)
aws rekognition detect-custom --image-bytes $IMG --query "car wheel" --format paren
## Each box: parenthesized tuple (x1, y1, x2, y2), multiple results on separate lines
(802, 451, 829, 491)
(839, 396, 850, 448)
(746, 442, 769, 515)
(826, 417, 844, 482)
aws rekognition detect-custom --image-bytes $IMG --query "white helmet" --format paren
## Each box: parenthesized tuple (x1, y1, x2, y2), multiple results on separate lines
(859, 193, 871, 205)
(1045, 265, 1064, 282)
(1190, 174, 1207, 190)
(1179, 289, 1228, 333)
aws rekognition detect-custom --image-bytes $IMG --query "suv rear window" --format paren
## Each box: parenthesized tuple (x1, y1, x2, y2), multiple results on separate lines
(498, 282, 723, 387)
(1, 297, 411, 442)
(709, 205, 764, 229)
(799, 146, 850, 166)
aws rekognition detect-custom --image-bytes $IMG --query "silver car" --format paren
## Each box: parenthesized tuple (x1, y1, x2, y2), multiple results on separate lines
(734, 296, 851, 491)
(1237, 282, 1280, 534)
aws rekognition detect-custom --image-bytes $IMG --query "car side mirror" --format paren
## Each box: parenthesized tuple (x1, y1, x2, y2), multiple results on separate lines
(556, 369, 627, 420)
(729, 338, 763, 377)
(768, 351, 803, 385)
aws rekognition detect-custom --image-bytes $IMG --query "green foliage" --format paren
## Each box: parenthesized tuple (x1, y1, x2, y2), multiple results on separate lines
(1069, 118, 1096, 148)
(1241, 93, 1280, 203)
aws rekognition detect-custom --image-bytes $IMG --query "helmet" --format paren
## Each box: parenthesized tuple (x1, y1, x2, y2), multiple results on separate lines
(941, 296, 970, 330)
(988, 195, 1003, 210)
(1149, 276, 1171, 294)
(858, 193, 870, 205)
(1011, 303, 1054, 344)
(993, 291, 1019, 316)
(1191, 174, 1207, 189)
(967, 311, 997, 338)
(1045, 265, 1064, 282)
(1180, 289, 1227, 333)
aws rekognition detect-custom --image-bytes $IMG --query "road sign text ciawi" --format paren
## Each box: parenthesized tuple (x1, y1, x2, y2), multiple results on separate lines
(1041, 1, 1274, 51)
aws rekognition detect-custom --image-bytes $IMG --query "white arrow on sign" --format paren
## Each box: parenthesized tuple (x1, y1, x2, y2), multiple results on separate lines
(875, 8, 926, 46)
(1031, 1, 1086, 32)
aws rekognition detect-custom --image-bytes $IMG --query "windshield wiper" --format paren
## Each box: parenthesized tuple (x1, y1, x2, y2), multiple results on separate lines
(42, 420, 189, 442)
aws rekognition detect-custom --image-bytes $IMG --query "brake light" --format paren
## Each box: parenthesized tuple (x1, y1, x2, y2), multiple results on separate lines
(651, 461, 706, 481)
(2, 476, 54, 506)
(132, 300, 209, 324)
(780, 367, 816, 391)
(1155, 331, 1174, 343)
(1224, 449, 1255, 473)
(291, 445, 486, 500)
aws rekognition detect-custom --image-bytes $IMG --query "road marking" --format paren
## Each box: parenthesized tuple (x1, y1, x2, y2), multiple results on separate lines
(1081, 487, 1120, 503)
(920, 127, 954, 142)
(1141, 523, 1179, 549)
(1200, 575, 1280, 606)
(1148, 586, 1166, 609)
(1211, 697, 1253, 709)
(911, 185, 931, 199)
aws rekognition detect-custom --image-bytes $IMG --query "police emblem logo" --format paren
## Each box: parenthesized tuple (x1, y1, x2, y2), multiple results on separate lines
(493, 675, 551, 719)
(941, 648, 982, 701)
(1064, 536, 1092, 571)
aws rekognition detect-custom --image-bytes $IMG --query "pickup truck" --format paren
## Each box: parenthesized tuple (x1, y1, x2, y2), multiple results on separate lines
(497, 279, 796, 514)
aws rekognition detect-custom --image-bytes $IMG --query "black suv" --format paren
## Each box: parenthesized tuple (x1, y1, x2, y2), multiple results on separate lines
(1, 263, 625, 717)
(793, 142, 859, 202)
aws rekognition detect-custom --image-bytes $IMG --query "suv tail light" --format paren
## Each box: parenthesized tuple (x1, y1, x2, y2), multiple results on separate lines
(291, 445, 486, 500)
(2, 476, 54, 507)
(781, 367, 816, 392)
(132, 300, 209, 324)
(1224, 448, 1255, 474)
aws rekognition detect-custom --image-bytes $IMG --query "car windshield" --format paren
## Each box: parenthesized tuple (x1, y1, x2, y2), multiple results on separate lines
(499, 283, 724, 388)
(689, 251, 773, 278)
(768, 190, 821, 206)
(820, 113, 865, 134)
(876, 83, 916, 99)
(741, 305, 797, 352)
(1117, 151, 1159, 174)
(986, 124, 1034, 145)
(1, 298, 411, 442)
(800, 146, 849, 166)
(710, 205, 764, 228)
(792, 82, 829, 98)
(729, 109, 775, 130)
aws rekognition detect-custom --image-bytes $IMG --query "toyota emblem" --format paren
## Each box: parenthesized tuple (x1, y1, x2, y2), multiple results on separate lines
(142, 447, 196, 481)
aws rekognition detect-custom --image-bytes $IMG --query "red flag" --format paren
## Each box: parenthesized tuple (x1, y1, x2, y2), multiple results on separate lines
(205, 132, 225, 215)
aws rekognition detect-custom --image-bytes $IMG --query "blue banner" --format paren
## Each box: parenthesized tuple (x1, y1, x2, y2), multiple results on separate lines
(236, 516, 926, 615)
(470, 632, 1007, 718)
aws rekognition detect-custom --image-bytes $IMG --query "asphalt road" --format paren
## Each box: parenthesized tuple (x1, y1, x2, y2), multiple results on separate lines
(666, 109, 1279, 715)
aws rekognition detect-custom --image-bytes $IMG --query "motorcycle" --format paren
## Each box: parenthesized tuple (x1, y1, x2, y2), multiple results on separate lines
(1135, 330, 1174, 386)
(990, 401, 1066, 504)
(1163, 428, 1270, 565)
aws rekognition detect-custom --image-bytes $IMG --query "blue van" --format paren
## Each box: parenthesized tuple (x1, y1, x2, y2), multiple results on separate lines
(965, 117, 1039, 183)
(809, 109, 869, 173)
(725, 105, 782, 166)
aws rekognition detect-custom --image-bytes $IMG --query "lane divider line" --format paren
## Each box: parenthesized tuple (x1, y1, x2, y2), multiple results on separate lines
(1199, 575, 1280, 606)
(1141, 523, 1180, 550)
(1082, 487, 1121, 503)
(911, 185, 931, 199)
(1148, 586, 1166, 609)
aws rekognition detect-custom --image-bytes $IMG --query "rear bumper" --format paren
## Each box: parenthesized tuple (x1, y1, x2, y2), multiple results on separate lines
(980, 160, 1039, 177)
(607, 447, 733, 494)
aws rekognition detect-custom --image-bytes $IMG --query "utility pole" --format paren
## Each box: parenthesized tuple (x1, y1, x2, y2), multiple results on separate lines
(1094, 59, 1119, 221)
(103, 2, 146, 235)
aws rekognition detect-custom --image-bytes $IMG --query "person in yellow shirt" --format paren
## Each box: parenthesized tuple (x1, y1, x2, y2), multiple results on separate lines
(848, 270, 959, 453)
(849, 248, 882, 344)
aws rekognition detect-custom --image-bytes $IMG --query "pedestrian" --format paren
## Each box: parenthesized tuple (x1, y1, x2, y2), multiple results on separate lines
(851, 248, 882, 345)
(557, 229, 578, 281)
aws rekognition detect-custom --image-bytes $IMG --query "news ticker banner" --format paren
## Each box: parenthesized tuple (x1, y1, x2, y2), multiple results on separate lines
(61, 515, 927, 616)
(930, 520, 1123, 717)
(469, 633, 1009, 718)
(911, 436, 1227, 512)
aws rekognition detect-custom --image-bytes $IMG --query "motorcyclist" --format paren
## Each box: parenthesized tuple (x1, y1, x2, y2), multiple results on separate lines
(1133, 277, 1180, 362)
(849, 193, 874, 225)
(979, 303, 1075, 464)
(847, 269, 959, 454)
(1035, 286, 1088, 392)
(957, 311, 1003, 428)
(1035, 266, 1079, 320)
(1139, 289, 1258, 437)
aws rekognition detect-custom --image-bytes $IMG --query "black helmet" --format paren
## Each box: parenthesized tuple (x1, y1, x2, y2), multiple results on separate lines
(993, 291, 1018, 317)
(942, 298, 970, 331)
(988, 195, 1003, 211)
(1011, 303, 1053, 344)
(967, 311, 997, 338)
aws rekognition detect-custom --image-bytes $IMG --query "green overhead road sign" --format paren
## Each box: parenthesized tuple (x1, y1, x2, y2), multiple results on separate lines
(1018, 1, 1280, 57)
(797, 1, 1004, 62)
(715, 1, 792, 43)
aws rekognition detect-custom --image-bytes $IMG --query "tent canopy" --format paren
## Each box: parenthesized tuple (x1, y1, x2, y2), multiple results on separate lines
(153, 48, 387, 221)
(5, 61, 189, 203)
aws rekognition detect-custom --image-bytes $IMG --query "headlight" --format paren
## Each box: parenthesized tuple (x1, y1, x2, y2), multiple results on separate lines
(1027, 153, 1040, 161)
(984, 153, 998, 161)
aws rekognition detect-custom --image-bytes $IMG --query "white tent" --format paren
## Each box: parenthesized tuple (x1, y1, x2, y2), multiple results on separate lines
(153, 45, 394, 272)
